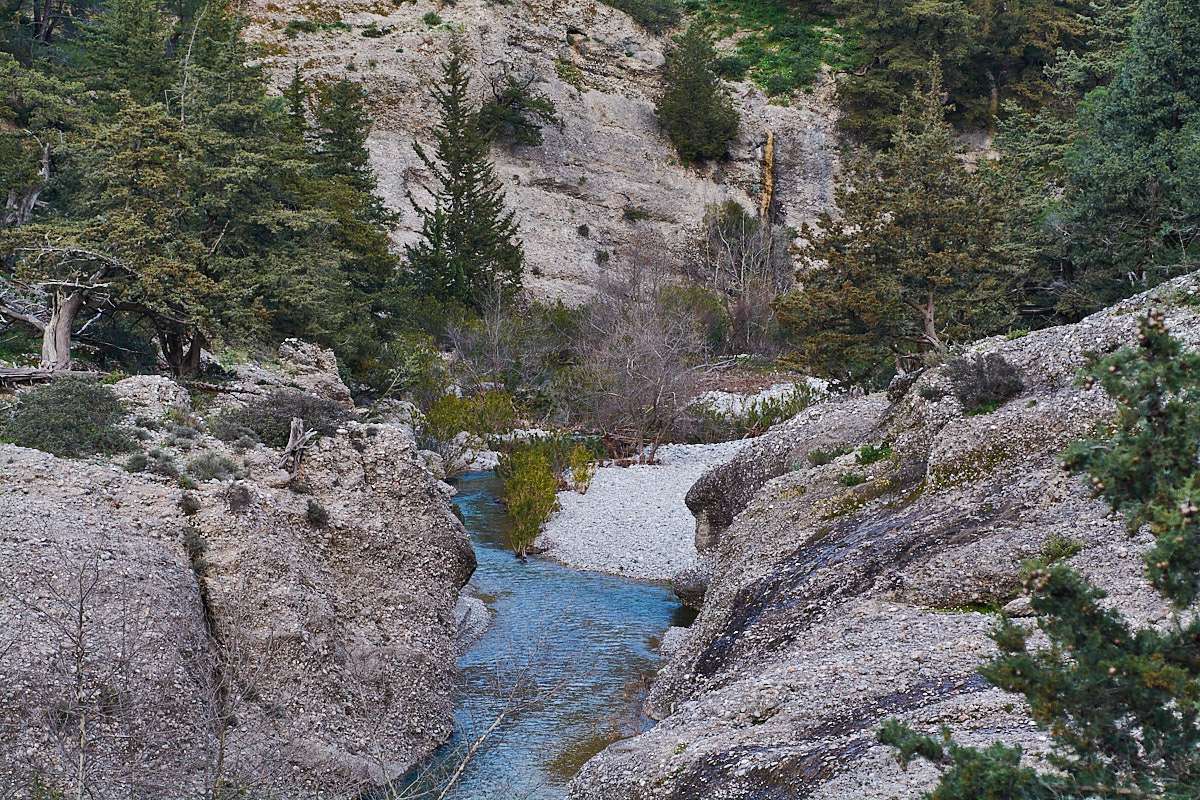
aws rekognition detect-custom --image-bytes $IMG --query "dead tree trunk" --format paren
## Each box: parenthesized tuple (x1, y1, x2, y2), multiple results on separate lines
(41, 288, 84, 370)
(280, 417, 316, 477)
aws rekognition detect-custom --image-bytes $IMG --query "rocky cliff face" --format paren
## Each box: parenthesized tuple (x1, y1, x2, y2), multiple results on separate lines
(0, 345, 474, 797)
(245, 0, 838, 302)
(568, 275, 1200, 799)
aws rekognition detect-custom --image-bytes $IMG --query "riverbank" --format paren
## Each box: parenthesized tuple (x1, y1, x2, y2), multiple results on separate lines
(536, 441, 745, 581)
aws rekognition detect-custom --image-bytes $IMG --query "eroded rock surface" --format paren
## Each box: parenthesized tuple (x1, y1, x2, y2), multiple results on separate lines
(245, 0, 839, 302)
(0, 345, 473, 797)
(569, 275, 1200, 799)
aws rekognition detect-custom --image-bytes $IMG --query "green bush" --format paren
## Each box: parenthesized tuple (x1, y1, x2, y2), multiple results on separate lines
(126, 448, 179, 477)
(856, 442, 892, 466)
(500, 447, 559, 558)
(422, 390, 517, 445)
(422, 10, 442, 25)
(568, 443, 597, 493)
(657, 24, 739, 162)
(477, 74, 560, 146)
(0, 377, 133, 458)
(211, 390, 349, 449)
(807, 444, 850, 466)
(838, 471, 866, 487)
(187, 451, 241, 482)
(306, 499, 329, 527)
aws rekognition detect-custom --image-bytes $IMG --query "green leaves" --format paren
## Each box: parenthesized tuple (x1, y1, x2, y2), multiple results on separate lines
(656, 24, 739, 163)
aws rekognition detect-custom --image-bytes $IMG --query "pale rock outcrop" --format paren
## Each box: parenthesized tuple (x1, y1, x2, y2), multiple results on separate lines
(569, 275, 1200, 799)
(0, 342, 474, 797)
(244, 0, 839, 302)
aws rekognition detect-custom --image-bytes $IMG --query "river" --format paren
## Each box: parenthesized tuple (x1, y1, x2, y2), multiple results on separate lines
(418, 470, 692, 800)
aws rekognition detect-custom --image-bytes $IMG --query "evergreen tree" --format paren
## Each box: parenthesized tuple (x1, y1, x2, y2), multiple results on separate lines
(1054, 0, 1200, 317)
(313, 78, 375, 197)
(656, 23, 738, 162)
(72, 0, 173, 103)
(775, 64, 1014, 387)
(282, 64, 307, 139)
(882, 308, 1200, 798)
(406, 36, 523, 310)
(835, 0, 1088, 144)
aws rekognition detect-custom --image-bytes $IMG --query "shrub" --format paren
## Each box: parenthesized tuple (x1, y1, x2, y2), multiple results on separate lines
(211, 390, 348, 449)
(594, 249, 610, 265)
(500, 448, 559, 558)
(856, 442, 893, 466)
(1019, 533, 1084, 581)
(622, 205, 653, 223)
(945, 353, 1024, 414)
(577, 224, 590, 238)
(657, 24, 739, 162)
(568, 444, 597, 493)
(807, 444, 850, 466)
(126, 448, 179, 478)
(477, 73, 560, 146)
(187, 451, 241, 482)
(284, 18, 318, 36)
(306, 499, 329, 527)
(839, 471, 866, 487)
(225, 483, 252, 513)
(0, 377, 132, 458)
(422, 10, 442, 25)
(179, 492, 202, 516)
(421, 390, 517, 446)
(598, 0, 679, 33)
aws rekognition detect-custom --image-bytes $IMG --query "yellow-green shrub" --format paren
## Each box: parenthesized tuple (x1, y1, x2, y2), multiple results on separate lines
(422, 390, 517, 444)
(500, 448, 559, 558)
(568, 443, 597, 493)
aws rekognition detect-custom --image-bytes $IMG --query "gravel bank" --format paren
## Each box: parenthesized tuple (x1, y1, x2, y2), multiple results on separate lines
(537, 440, 746, 580)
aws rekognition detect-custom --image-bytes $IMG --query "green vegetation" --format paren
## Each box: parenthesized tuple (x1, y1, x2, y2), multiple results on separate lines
(0, 378, 132, 458)
(420, 390, 518, 447)
(210, 390, 349, 448)
(599, 0, 680, 33)
(685, 0, 849, 96)
(1019, 533, 1084, 581)
(406, 36, 524, 311)
(656, 24, 739, 162)
(499, 447, 559, 558)
(807, 444, 851, 467)
(856, 442, 892, 466)
(186, 450, 241, 482)
(477, 73, 560, 146)
(568, 443, 597, 493)
(421, 11, 443, 26)
(834, 0, 1088, 144)
(883, 310, 1200, 797)
(306, 498, 329, 527)
(776, 65, 1014, 388)
(838, 471, 866, 487)
(946, 352, 1025, 415)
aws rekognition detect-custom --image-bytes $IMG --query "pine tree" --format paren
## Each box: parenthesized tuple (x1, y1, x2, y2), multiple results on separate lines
(1054, 0, 1200, 317)
(406, 36, 523, 310)
(313, 78, 376, 197)
(72, 0, 173, 104)
(656, 23, 738, 162)
(282, 64, 307, 140)
(775, 63, 1014, 387)
(882, 308, 1200, 798)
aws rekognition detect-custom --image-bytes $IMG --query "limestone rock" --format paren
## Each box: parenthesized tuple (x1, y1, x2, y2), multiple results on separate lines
(568, 274, 1200, 799)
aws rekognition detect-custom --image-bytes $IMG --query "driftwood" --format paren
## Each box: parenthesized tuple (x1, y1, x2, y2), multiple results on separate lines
(0, 367, 101, 388)
(279, 416, 316, 477)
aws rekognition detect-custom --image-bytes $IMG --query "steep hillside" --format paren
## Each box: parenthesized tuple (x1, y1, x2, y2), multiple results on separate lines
(245, 0, 839, 301)
(568, 274, 1200, 798)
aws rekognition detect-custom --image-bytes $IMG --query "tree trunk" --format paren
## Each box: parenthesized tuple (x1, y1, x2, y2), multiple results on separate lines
(40, 289, 84, 370)
(161, 328, 206, 376)
(920, 293, 942, 352)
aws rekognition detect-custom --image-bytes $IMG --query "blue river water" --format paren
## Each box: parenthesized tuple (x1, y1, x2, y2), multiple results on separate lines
(419, 471, 691, 800)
